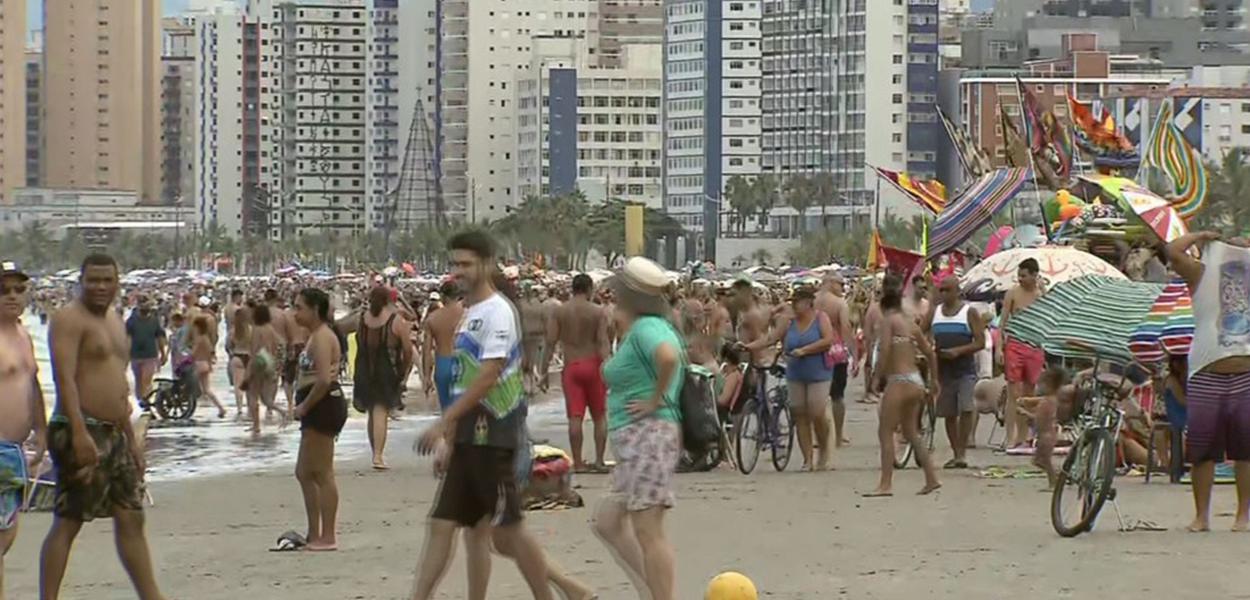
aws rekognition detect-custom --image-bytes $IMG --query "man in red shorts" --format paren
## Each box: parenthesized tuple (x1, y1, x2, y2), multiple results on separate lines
(999, 258, 1045, 449)
(542, 273, 611, 472)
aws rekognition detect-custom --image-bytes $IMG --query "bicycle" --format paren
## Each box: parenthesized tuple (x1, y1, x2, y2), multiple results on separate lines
(893, 396, 937, 469)
(1050, 340, 1135, 537)
(733, 356, 795, 474)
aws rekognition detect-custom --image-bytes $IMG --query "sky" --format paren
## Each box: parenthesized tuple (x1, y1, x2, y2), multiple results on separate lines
(27, 0, 193, 35)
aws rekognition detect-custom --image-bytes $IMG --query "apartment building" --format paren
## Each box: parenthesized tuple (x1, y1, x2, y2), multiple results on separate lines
(515, 39, 663, 208)
(0, 0, 24, 204)
(365, 0, 400, 232)
(24, 47, 39, 188)
(43, 0, 163, 204)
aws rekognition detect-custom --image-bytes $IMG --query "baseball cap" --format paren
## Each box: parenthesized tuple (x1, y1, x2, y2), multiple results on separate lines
(198, 296, 212, 307)
(0, 261, 30, 282)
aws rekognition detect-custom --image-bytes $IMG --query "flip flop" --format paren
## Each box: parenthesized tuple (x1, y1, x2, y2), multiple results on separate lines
(269, 530, 307, 552)
(918, 483, 942, 495)
(861, 491, 893, 498)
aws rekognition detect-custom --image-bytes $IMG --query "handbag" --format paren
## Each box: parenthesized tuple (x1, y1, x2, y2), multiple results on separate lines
(631, 325, 721, 453)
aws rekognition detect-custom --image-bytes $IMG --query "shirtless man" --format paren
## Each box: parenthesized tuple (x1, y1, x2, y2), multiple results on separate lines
(541, 274, 610, 472)
(519, 287, 546, 392)
(280, 291, 310, 407)
(0, 262, 46, 599)
(999, 258, 1046, 449)
(422, 280, 464, 413)
(40, 254, 166, 600)
(815, 273, 855, 446)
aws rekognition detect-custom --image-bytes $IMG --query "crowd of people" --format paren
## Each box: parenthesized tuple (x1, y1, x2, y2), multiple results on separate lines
(0, 225, 1248, 599)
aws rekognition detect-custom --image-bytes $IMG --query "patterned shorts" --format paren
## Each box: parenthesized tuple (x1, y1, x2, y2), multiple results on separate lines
(48, 420, 144, 522)
(609, 419, 681, 512)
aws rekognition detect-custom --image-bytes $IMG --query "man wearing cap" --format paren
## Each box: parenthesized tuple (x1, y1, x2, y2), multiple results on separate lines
(0, 261, 46, 597)
(41, 253, 167, 599)
(126, 296, 167, 411)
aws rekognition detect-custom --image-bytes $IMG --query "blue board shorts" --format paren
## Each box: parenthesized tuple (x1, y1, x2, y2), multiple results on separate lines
(0, 441, 28, 530)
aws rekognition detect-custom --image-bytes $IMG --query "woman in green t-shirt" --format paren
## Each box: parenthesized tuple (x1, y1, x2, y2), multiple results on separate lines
(593, 257, 682, 600)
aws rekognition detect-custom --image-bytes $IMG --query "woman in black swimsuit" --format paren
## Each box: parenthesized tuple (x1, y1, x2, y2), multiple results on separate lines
(291, 288, 347, 551)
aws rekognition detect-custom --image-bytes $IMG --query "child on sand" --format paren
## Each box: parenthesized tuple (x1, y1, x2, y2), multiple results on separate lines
(1016, 368, 1072, 488)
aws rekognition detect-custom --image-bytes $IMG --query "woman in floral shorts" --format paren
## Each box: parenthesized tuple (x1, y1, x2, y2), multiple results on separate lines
(593, 257, 683, 600)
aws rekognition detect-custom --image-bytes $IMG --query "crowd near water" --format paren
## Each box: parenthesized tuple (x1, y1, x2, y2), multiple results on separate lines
(0, 225, 1249, 599)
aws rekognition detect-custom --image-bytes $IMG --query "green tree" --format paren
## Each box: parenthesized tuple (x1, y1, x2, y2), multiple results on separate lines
(786, 229, 869, 267)
(783, 175, 817, 235)
(18, 222, 53, 269)
(1196, 149, 1250, 236)
(724, 175, 757, 234)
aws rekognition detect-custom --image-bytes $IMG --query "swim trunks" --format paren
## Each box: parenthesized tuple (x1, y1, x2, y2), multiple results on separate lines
(1186, 370, 1250, 463)
(561, 355, 607, 420)
(1004, 339, 1044, 387)
(47, 416, 144, 522)
(0, 442, 27, 530)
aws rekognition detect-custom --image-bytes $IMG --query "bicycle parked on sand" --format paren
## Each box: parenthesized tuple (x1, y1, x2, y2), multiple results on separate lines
(1051, 340, 1137, 537)
(733, 354, 795, 475)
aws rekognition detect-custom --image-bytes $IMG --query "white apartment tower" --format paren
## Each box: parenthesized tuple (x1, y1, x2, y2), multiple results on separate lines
(365, 0, 399, 232)
(515, 39, 664, 208)
(663, 0, 763, 233)
(439, 0, 600, 222)
(271, 0, 369, 236)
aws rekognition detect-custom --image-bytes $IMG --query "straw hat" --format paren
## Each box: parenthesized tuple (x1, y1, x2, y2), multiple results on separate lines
(612, 257, 671, 317)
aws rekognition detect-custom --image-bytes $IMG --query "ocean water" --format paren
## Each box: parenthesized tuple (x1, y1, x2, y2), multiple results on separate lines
(21, 313, 564, 482)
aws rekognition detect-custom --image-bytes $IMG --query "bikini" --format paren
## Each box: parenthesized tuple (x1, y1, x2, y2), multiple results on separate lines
(885, 335, 926, 389)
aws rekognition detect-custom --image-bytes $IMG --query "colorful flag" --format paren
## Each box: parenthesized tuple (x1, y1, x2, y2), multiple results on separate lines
(869, 166, 948, 215)
(936, 106, 992, 179)
(1015, 76, 1046, 153)
(998, 98, 1027, 168)
(1143, 101, 1208, 220)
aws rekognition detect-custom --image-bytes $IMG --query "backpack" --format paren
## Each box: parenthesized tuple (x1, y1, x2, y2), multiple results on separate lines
(632, 326, 721, 454)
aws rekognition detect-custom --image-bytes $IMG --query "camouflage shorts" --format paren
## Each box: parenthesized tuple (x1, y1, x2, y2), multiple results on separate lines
(48, 419, 144, 522)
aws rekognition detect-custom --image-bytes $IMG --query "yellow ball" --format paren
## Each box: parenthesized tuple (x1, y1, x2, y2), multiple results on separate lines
(705, 572, 758, 600)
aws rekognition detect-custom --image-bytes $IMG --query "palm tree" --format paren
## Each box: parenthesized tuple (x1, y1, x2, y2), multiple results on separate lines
(755, 174, 781, 231)
(1198, 149, 1250, 236)
(878, 211, 920, 251)
(783, 175, 816, 235)
(724, 175, 756, 235)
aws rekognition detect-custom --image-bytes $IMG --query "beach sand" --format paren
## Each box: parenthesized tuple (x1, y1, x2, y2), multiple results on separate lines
(7, 385, 1250, 599)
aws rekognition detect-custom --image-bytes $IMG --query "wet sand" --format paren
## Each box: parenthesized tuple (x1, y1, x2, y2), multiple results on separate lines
(7, 383, 1250, 599)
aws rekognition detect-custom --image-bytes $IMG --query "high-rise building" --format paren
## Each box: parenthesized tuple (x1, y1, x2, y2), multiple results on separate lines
(272, 0, 369, 235)
(663, 0, 931, 248)
(365, 0, 400, 232)
(42, 0, 163, 205)
(24, 47, 40, 189)
(162, 18, 197, 206)
(0, 0, 25, 205)
(663, 0, 764, 236)
(599, 0, 664, 67)
(439, 0, 600, 223)
(516, 39, 664, 207)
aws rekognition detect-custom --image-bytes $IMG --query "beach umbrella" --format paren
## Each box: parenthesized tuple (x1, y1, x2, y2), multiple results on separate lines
(960, 246, 1124, 298)
(1129, 281, 1194, 366)
(927, 168, 1033, 258)
(1076, 174, 1188, 245)
(1004, 275, 1165, 365)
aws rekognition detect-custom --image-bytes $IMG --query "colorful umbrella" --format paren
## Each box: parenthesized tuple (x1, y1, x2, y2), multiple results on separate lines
(1076, 174, 1189, 244)
(927, 168, 1033, 258)
(960, 246, 1125, 298)
(1129, 281, 1194, 367)
(1004, 275, 1166, 365)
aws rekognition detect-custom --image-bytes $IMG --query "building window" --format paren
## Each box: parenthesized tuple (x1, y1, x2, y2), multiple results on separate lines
(892, 55, 902, 65)
(892, 94, 902, 104)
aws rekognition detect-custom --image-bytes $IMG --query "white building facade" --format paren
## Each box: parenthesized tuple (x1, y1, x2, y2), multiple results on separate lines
(515, 40, 663, 208)
(272, 0, 369, 235)
(364, 0, 400, 232)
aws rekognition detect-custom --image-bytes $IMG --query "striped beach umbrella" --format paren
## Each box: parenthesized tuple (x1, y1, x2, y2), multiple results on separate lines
(927, 168, 1033, 258)
(1005, 275, 1166, 365)
(1129, 281, 1194, 367)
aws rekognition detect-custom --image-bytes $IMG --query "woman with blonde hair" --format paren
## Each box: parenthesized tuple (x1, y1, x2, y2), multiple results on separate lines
(192, 315, 226, 418)
(593, 257, 682, 600)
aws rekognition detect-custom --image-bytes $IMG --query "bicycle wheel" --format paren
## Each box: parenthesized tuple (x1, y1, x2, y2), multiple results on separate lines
(1051, 428, 1117, 537)
(894, 405, 923, 469)
(914, 401, 937, 468)
(734, 401, 762, 475)
(771, 401, 794, 472)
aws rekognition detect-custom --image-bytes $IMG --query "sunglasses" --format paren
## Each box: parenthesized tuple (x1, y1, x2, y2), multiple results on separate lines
(1, 284, 28, 296)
